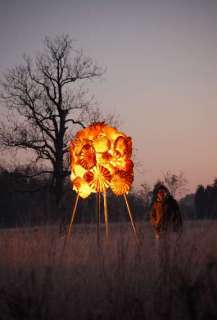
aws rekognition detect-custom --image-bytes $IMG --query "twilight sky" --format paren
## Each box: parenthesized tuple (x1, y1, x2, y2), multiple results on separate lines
(0, 0, 216, 195)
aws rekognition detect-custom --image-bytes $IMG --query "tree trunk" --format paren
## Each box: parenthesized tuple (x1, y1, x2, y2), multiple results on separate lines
(53, 139, 64, 205)
(54, 171, 64, 205)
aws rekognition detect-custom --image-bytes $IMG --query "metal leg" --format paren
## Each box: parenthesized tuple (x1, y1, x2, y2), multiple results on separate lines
(103, 188, 109, 240)
(96, 192, 101, 247)
(123, 193, 139, 243)
(67, 193, 80, 240)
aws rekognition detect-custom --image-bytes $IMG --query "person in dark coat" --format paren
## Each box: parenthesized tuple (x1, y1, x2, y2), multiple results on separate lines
(150, 182, 183, 239)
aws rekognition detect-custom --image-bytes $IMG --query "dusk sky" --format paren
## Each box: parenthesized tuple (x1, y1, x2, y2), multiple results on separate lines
(0, 0, 216, 195)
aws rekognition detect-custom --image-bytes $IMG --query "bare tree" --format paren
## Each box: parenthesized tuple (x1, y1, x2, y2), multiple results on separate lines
(83, 106, 120, 128)
(137, 182, 151, 206)
(0, 34, 104, 203)
(163, 170, 188, 198)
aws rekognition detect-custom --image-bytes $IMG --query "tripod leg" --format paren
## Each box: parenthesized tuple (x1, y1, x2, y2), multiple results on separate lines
(103, 188, 109, 240)
(123, 193, 139, 243)
(96, 192, 101, 247)
(67, 194, 80, 240)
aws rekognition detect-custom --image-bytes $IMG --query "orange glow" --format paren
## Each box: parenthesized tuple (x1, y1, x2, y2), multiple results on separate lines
(111, 170, 133, 195)
(69, 122, 134, 198)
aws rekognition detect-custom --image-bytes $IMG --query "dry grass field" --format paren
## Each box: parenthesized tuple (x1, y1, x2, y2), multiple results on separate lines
(0, 221, 217, 320)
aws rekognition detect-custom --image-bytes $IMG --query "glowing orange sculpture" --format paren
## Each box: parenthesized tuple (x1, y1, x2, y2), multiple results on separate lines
(67, 122, 138, 243)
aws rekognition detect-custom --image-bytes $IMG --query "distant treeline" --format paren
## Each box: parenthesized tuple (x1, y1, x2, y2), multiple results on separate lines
(0, 166, 146, 228)
(0, 166, 216, 228)
(194, 180, 217, 219)
(179, 179, 217, 220)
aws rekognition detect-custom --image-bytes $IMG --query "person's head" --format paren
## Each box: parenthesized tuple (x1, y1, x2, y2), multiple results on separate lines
(153, 182, 170, 201)
(156, 188, 167, 201)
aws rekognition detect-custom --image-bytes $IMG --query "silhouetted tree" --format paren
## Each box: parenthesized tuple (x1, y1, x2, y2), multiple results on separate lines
(206, 179, 217, 218)
(0, 34, 104, 204)
(163, 171, 188, 198)
(135, 182, 152, 218)
(194, 185, 207, 219)
(179, 193, 195, 219)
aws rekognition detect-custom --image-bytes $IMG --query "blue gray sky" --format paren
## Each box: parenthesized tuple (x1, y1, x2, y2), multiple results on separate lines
(0, 0, 216, 194)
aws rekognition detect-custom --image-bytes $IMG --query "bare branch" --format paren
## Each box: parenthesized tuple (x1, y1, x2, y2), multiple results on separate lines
(0, 34, 107, 203)
(163, 171, 188, 198)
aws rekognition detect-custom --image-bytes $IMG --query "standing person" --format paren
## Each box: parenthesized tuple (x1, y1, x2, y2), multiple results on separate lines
(150, 182, 183, 240)
(150, 184, 183, 316)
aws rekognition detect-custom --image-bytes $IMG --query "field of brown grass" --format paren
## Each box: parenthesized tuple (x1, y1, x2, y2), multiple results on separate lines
(0, 221, 217, 320)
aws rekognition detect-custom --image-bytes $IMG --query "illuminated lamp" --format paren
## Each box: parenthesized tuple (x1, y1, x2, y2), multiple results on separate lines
(67, 122, 139, 244)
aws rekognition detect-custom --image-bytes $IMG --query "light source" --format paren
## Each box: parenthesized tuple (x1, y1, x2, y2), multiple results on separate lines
(67, 122, 138, 243)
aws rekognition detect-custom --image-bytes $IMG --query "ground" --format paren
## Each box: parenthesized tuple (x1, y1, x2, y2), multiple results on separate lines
(0, 221, 217, 320)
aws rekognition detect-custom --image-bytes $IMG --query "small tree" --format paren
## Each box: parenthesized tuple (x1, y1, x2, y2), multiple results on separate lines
(0, 34, 104, 203)
(163, 171, 188, 198)
(194, 185, 207, 219)
(137, 182, 151, 205)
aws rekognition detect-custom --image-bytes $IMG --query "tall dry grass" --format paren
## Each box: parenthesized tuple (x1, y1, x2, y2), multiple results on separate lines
(0, 221, 217, 320)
